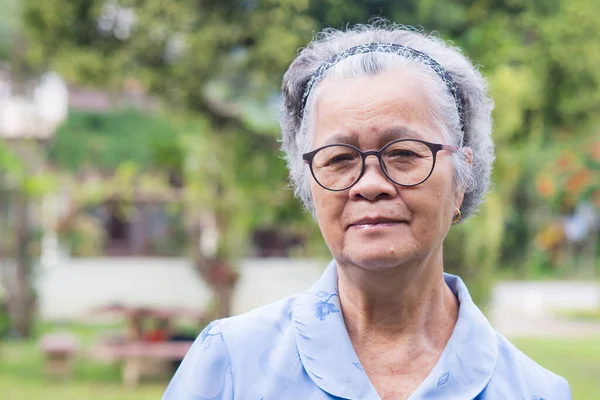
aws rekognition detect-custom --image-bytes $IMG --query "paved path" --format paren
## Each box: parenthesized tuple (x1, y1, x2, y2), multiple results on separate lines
(490, 281, 600, 338)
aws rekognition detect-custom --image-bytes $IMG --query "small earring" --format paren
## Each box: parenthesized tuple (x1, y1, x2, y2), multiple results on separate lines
(452, 208, 462, 224)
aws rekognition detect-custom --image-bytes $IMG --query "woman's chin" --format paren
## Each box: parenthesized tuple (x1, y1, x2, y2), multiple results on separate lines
(338, 240, 420, 271)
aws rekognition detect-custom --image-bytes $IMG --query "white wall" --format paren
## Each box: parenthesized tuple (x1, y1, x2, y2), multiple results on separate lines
(28, 256, 600, 338)
(35, 257, 326, 320)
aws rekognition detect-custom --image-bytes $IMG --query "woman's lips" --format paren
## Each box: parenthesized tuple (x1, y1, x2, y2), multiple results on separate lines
(350, 222, 401, 230)
(348, 217, 404, 229)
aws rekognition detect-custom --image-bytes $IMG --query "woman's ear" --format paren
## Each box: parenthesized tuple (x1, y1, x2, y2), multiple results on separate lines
(454, 147, 473, 210)
(464, 147, 473, 166)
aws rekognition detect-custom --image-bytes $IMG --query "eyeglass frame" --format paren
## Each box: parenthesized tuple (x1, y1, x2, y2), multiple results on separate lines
(302, 138, 459, 192)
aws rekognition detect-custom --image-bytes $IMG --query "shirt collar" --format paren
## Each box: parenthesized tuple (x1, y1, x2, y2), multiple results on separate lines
(292, 260, 498, 400)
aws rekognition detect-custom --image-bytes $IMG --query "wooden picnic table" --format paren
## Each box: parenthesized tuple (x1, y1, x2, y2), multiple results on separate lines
(86, 304, 201, 386)
(90, 338, 194, 387)
(40, 334, 80, 379)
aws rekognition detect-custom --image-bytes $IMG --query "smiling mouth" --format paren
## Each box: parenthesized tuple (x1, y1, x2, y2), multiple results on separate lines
(348, 218, 404, 229)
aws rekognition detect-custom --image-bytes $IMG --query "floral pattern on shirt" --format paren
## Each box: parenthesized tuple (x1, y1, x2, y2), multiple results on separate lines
(312, 292, 339, 321)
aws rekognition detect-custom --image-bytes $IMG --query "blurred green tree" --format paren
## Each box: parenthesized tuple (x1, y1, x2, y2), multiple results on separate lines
(0, 140, 57, 337)
(15, 0, 600, 313)
(20, 0, 322, 317)
(0, 0, 22, 60)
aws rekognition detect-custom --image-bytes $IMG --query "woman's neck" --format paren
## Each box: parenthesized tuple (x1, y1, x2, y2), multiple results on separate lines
(336, 249, 458, 347)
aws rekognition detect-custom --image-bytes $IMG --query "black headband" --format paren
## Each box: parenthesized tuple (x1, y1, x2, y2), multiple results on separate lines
(300, 43, 465, 132)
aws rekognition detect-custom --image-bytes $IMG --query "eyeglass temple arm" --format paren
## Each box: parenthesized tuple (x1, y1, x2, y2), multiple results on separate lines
(441, 144, 460, 152)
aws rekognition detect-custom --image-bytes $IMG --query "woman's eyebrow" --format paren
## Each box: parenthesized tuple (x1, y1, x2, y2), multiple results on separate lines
(320, 127, 423, 147)
(322, 133, 357, 145)
(378, 127, 423, 143)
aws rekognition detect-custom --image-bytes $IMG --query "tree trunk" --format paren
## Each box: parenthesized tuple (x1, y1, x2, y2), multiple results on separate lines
(215, 283, 234, 318)
(191, 248, 238, 319)
(10, 191, 35, 338)
(188, 216, 238, 320)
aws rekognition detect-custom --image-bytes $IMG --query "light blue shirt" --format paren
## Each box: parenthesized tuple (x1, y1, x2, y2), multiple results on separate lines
(163, 261, 571, 399)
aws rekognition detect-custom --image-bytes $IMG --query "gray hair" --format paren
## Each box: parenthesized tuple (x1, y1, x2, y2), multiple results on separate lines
(280, 23, 495, 221)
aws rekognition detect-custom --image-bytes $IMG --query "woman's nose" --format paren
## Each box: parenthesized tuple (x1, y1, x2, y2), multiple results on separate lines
(348, 156, 396, 201)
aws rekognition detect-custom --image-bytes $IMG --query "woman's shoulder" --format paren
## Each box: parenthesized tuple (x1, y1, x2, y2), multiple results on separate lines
(483, 331, 571, 399)
(205, 294, 298, 350)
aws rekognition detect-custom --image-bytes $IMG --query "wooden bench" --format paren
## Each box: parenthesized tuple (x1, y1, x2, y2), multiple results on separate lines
(90, 340, 193, 387)
(40, 334, 79, 379)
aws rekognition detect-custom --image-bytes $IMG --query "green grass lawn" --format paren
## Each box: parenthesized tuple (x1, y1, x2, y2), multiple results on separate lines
(0, 322, 167, 400)
(559, 308, 600, 322)
(512, 336, 600, 400)
(0, 325, 598, 399)
(0, 339, 166, 400)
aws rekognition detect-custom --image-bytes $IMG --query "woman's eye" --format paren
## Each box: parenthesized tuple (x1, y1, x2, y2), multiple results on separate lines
(389, 150, 417, 158)
(327, 154, 355, 164)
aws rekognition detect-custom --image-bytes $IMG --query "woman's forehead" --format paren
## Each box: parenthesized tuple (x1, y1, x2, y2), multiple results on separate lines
(318, 127, 427, 147)
(312, 73, 445, 146)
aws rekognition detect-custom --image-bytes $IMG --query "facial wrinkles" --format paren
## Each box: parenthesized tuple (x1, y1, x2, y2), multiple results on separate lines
(313, 80, 445, 151)
(310, 71, 460, 270)
(319, 83, 436, 199)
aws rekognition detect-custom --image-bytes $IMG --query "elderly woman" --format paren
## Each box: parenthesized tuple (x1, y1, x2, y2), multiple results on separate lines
(163, 24, 571, 399)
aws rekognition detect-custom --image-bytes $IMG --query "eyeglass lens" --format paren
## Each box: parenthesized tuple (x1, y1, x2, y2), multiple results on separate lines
(310, 140, 434, 190)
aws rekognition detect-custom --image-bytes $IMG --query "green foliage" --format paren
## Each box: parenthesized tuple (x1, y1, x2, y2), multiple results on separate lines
(48, 109, 180, 172)
(0, 141, 25, 181)
(467, 0, 600, 280)
(0, 0, 22, 60)
(175, 114, 307, 258)
(445, 192, 505, 305)
(12, 0, 600, 295)
(536, 137, 600, 212)
(0, 140, 57, 197)
(60, 213, 106, 257)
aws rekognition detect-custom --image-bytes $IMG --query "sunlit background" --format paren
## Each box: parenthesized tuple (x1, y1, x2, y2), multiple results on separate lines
(0, 0, 599, 399)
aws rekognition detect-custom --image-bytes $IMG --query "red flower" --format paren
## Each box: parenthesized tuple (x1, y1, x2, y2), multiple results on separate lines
(536, 175, 555, 198)
(565, 169, 593, 194)
(557, 152, 575, 172)
(592, 142, 600, 162)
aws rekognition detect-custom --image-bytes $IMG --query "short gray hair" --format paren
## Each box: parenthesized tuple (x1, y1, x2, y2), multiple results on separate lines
(280, 22, 495, 221)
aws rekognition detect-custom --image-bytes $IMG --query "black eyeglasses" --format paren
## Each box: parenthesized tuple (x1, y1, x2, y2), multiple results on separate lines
(302, 139, 458, 191)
